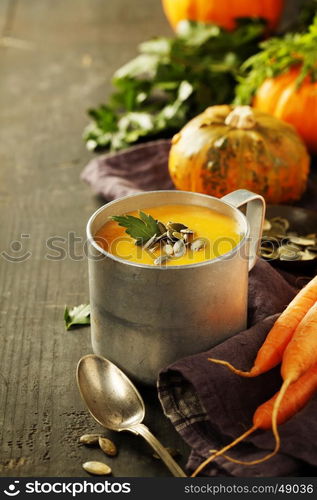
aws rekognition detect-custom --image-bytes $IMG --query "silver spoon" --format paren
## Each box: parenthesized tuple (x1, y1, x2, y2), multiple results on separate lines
(76, 354, 186, 477)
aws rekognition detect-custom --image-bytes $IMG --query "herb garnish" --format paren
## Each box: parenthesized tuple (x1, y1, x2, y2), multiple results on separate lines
(110, 212, 205, 265)
(111, 211, 159, 245)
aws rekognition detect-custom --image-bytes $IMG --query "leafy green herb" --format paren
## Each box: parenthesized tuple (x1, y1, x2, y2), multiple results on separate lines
(64, 304, 91, 330)
(83, 19, 266, 151)
(111, 211, 159, 245)
(235, 15, 317, 105)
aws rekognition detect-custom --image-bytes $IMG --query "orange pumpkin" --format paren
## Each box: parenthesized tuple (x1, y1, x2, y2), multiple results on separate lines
(161, 0, 284, 31)
(254, 67, 317, 154)
(168, 105, 310, 204)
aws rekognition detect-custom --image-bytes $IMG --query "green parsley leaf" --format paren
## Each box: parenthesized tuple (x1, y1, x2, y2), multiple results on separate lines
(111, 211, 159, 245)
(64, 304, 91, 330)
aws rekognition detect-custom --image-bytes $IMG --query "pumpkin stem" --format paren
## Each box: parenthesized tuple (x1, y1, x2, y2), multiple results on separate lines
(225, 106, 256, 130)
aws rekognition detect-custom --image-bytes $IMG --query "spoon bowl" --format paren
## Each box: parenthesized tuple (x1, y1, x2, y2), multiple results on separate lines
(76, 354, 186, 477)
(77, 354, 145, 430)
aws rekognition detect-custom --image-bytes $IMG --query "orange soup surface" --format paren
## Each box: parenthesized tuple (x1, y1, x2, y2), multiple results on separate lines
(95, 204, 242, 266)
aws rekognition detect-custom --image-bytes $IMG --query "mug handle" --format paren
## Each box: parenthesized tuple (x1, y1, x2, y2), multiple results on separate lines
(221, 189, 266, 271)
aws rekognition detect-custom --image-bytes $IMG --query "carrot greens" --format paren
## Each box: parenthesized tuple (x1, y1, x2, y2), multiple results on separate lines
(235, 15, 317, 105)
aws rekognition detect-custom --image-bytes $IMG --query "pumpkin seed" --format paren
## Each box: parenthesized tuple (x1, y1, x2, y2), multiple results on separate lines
(288, 236, 316, 247)
(167, 230, 177, 241)
(79, 434, 101, 446)
(164, 244, 174, 256)
(270, 217, 290, 232)
(260, 215, 317, 263)
(263, 219, 272, 232)
(148, 243, 159, 254)
(143, 234, 157, 250)
(82, 461, 112, 476)
(299, 250, 317, 261)
(173, 239, 186, 258)
(167, 222, 188, 232)
(143, 233, 158, 250)
(261, 235, 280, 246)
(157, 221, 167, 234)
(98, 437, 117, 457)
(180, 228, 194, 234)
(172, 231, 184, 240)
(278, 244, 301, 261)
(155, 232, 168, 242)
(154, 255, 170, 266)
(191, 238, 207, 252)
(260, 248, 278, 259)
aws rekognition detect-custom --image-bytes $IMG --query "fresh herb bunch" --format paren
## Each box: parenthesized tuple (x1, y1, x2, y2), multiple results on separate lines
(235, 15, 317, 105)
(84, 19, 265, 151)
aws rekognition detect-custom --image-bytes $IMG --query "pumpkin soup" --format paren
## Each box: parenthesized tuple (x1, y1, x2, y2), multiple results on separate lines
(95, 204, 241, 266)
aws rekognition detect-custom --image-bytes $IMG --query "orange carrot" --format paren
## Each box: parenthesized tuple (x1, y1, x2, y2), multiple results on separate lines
(209, 276, 317, 378)
(191, 363, 317, 477)
(271, 301, 317, 458)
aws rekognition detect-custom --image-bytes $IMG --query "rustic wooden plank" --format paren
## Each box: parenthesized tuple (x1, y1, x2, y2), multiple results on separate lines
(0, 0, 187, 477)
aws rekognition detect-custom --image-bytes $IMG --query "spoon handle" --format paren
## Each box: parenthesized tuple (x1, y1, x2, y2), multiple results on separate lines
(131, 423, 186, 477)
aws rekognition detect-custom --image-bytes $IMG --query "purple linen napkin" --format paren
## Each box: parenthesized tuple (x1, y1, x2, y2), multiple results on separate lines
(81, 140, 173, 200)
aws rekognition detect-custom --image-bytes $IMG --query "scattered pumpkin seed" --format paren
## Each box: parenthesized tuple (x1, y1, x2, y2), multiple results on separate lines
(167, 222, 188, 232)
(167, 229, 177, 241)
(154, 255, 170, 266)
(164, 244, 174, 256)
(143, 233, 158, 250)
(278, 244, 301, 261)
(98, 437, 118, 457)
(261, 216, 317, 263)
(191, 238, 207, 252)
(82, 461, 112, 476)
(79, 434, 101, 446)
(263, 219, 272, 231)
(288, 236, 316, 246)
(155, 232, 168, 242)
(270, 217, 290, 232)
(299, 250, 317, 261)
(157, 221, 167, 234)
(172, 231, 184, 240)
(173, 239, 186, 258)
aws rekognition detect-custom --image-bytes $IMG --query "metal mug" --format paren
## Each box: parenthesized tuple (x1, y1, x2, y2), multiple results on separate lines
(87, 189, 265, 385)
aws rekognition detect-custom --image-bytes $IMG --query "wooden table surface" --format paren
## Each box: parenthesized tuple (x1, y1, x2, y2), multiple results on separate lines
(0, 0, 190, 477)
